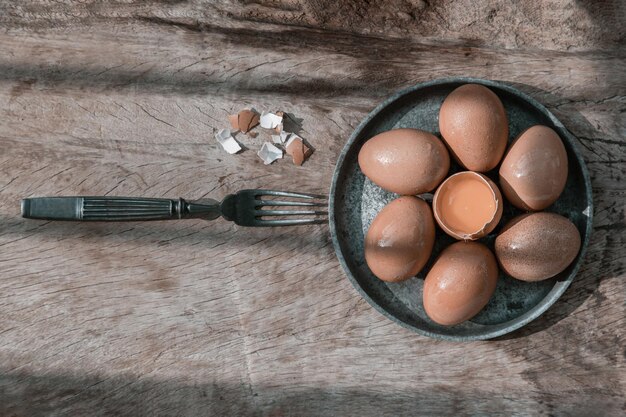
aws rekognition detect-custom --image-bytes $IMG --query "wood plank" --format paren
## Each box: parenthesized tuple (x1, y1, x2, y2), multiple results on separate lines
(0, 1, 624, 416)
(1, 0, 624, 51)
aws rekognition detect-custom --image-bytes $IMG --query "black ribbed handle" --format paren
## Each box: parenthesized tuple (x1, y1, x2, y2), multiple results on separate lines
(22, 197, 179, 221)
(81, 197, 178, 220)
(22, 196, 223, 221)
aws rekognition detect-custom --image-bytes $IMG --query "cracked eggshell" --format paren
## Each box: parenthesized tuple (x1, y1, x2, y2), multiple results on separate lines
(358, 128, 450, 195)
(285, 136, 313, 166)
(364, 196, 435, 282)
(432, 171, 503, 241)
(439, 84, 508, 172)
(228, 114, 239, 131)
(499, 125, 568, 211)
(238, 109, 260, 133)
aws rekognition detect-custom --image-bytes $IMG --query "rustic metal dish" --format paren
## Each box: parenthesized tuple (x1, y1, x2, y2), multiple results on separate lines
(329, 77, 593, 341)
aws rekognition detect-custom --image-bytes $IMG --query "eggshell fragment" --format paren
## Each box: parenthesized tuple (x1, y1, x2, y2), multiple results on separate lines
(214, 129, 242, 154)
(260, 111, 283, 129)
(499, 125, 568, 211)
(495, 212, 581, 282)
(423, 242, 498, 326)
(358, 128, 450, 195)
(257, 142, 283, 165)
(365, 196, 435, 282)
(439, 84, 508, 172)
(238, 110, 260, 133)
(285, 135, 313, 166)
(432, 171, 503, 240)
(228, 114, 240, 130)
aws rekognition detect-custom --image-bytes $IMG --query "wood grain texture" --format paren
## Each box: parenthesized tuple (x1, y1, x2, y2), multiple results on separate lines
(0, 1, 624, 416)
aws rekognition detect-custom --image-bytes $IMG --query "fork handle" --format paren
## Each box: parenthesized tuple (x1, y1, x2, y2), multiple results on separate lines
(21, 197, 221, 221)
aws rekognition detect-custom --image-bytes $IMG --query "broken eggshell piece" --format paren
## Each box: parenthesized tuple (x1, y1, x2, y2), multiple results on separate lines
(257, 142, 283, 165)
(272, 131, 291, 145)
(228, 114, 240, 131)
(237, 109, 260, 133)
(285, 135, 313, 166)
(214, 129, 242, 154)
(433, 171, 503, 240)
(260, 111, 283, 129)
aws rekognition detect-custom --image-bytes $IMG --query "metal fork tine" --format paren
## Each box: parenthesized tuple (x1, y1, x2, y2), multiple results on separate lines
(256, 209, 327, 216)
(255, 190, 327, 200)
(257, 218, 327, 226)
(255, 200, 326, 207)
(232, 189, 329, 227)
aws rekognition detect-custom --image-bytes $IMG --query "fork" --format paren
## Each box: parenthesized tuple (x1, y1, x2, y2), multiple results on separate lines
(21, 190, 327, 227)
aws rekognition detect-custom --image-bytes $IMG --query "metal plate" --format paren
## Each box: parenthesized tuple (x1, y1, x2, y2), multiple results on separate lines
(329, 78, 593, 341)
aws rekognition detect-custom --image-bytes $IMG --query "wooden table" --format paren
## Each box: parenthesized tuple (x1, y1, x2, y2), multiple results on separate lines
(1, 1, 624, 415)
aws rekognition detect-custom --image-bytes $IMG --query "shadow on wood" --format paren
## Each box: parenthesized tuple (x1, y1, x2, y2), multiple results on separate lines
(0, 213, 331, 254)
(0, 368, 621, 416)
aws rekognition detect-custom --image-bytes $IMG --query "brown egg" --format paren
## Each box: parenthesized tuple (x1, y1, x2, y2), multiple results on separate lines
(358, 128, 450, 195)
(495, 212, 581, 282)
(365, 196, 435, 282)
(499, 125, 568, 211)
(432, 171, 503, 240)
(439, 84, 508, 172)
(423, 242, 498, 326)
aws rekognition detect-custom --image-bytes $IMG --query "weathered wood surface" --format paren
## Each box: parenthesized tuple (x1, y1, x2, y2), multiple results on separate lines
(0, 1, 624, 416)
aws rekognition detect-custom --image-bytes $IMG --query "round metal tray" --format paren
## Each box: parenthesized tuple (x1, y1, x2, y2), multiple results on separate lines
(329, 77, 593, 341)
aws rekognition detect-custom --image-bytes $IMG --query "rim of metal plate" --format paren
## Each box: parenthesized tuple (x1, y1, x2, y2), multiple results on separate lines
(329, 77, 593, 341)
